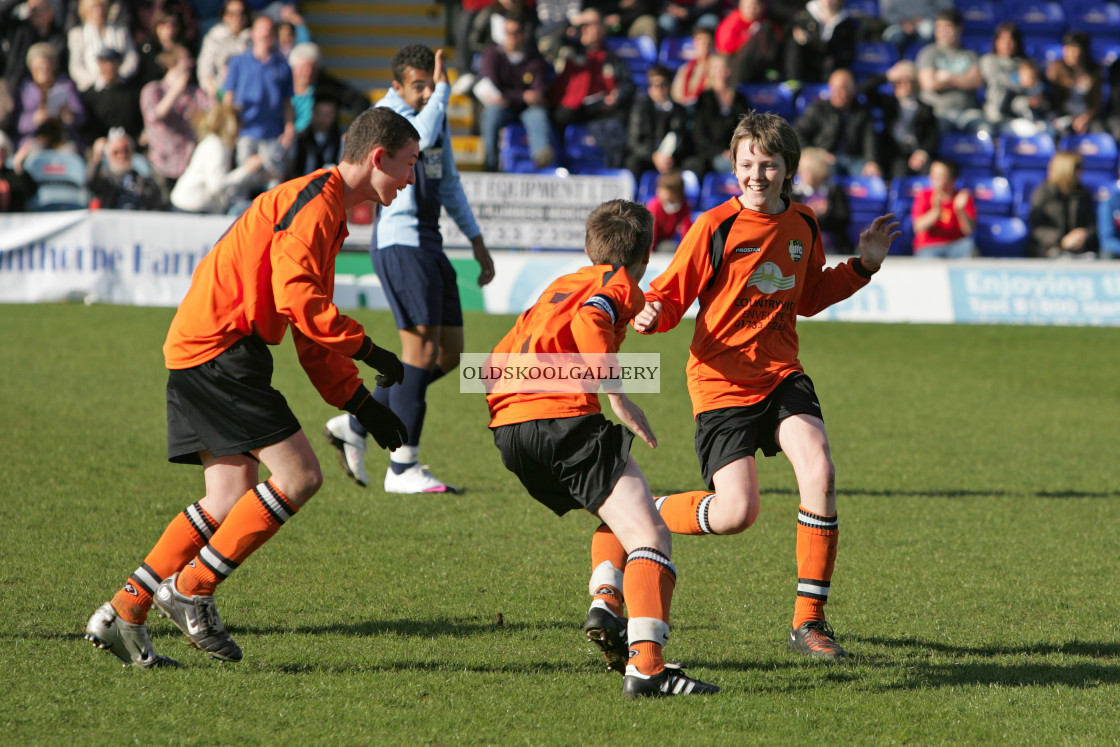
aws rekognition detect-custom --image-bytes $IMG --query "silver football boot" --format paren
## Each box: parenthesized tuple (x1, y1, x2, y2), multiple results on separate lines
(85, 602, 180, 668)
(153, 574, 243, 662)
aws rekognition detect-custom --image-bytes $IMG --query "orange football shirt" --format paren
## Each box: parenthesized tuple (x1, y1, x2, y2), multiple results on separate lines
(163, 168, 368, 409)
(643, 196, 874, 414)
(487, 264, 644, 427)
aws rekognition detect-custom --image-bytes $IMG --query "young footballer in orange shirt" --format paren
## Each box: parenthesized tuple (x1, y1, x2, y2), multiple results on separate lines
(85, 107, 419, 668)
(631, 112, 900, 659)
(487, 200, 719, 697)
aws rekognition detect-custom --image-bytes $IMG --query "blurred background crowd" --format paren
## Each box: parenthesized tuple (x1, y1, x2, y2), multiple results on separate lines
(3, 0, 1120, 258)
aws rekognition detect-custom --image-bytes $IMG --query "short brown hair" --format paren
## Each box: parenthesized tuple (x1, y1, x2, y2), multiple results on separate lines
(657, 169, 684, 197)
(584, 199, 653, 266)
(341, 107, 420, 163)
(729, 111, 800, 195)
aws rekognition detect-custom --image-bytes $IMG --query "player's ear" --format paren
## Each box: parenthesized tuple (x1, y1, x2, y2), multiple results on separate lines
(369, 145, 385, 171)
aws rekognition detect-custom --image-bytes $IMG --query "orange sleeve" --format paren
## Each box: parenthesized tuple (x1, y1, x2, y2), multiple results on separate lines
(796, 247, 872, 318)
(271, 233, 366, 355)
(643, 209, 720, 333)
(291, 326, 364, 408)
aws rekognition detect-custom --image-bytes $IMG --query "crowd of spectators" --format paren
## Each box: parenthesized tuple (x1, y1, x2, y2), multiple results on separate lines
(4, 0, 1120, 258)
(0, 0, 366, 214)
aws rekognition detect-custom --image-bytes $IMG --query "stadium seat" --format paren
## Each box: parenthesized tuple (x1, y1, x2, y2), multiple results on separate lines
(891, 213, 915, 255)
(23, 149, 90, 211)
(637, 169, 701, 205)
(1009, 1, 1067, 34)
(1026, 40, 1065, 67)
(974, 215, 1029, 257)
(605, 35, 658, 86)
(699, 171, 740, 210)
(851, 42, 899, 80)
(844, 0, 879, 18)
(1065, 1, 1120, 34)
(958, 0, 1003, 33)
(961, 175, 1014, 215)
(736, 82, 796, 120)
(846, 211, 883, 250)
(1009, 169, 1048, 213)
(499, 122, 532, 172)
(1090, 39, 1120, 69)
(996, 132, 1057, 173)
(959, 33, 991, 56)
(835, 174, 889, 213)
(1078, 170, 1119, 202)
(562, 123, 607, 172)
(938, 131, 997, 178)
(657, 35, 694, 70)
(888, 174, 930, 216)
(794, 83, 830, 116)
(1059, 132, 1119, 173)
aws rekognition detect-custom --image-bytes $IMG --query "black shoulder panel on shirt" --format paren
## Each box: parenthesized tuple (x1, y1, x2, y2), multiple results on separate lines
(796, 208, 819, 250)
(705, 211, 741, 291)
(274, 171, 333, 233)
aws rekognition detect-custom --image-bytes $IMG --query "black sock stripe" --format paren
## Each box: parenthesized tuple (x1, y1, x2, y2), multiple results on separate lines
(255, 481, 295, 525)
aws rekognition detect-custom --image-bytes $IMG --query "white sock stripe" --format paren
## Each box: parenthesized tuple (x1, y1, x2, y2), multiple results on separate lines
(588, 561, 624, 596)
(626, 548, 677, 579)
(797, 581, 831, 597)
(627, 617, 670, 646)
(653, 496, 667, 512)
(798, 510, 838, 529)
(130, 564, 161, 595)
(697, 494, 714, 534)
(199, 545, 239, 579)
(185, 503, 215, 539)
(255, 482, 293, 524)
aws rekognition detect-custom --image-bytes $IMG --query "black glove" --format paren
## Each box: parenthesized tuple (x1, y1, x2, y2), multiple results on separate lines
(353, 336, 404, 388)
(351, 392, 408, 450)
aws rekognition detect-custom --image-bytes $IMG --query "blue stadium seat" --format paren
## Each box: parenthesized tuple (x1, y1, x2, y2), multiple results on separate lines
(605, 35, 658, 86)
(836, 174, 889, 213)
(959, 0, 1003, 33)
(657, 35, 694, 70)
(1025, 39, 1064, 66)
(888, 174, 930, 216)
(974, 215, 1030, 257)
(1009, 1, 1067, 34)
(892, 214, 915, 255)
(996, 132, 1057, 173)
(844, 0, 880, 18)
(562, 123, 607, 172)
(699, 171, 740, 210)
(851, 42, 899, 80)
(959, 33, 991, 56)
(1078, 170, 1119, 202)
(794, 83, 830, 116)
(1059, 132, 1119, 173)
(499, 122, 532, 172)
(1065, 1, 1120, 33)
(1090, 39, 1120, 69)
(938, 131, 997, 178)
(961, 175, 1014, 215)
(1009, 169, 1048, 213)
(736, 82, 796, 120)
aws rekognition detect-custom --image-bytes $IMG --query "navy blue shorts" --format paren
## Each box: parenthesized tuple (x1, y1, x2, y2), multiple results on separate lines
(373, 244, 464, 330)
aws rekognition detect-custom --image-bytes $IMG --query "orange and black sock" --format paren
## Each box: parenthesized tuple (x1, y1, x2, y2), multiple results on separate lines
(793, 506, 838, 630)
(589, 523, 627, 618)
(653, 490, 717, 535)
(176, 481, 297, 598)
(623, 547, 676, 677)
(111, 501, 219, 624)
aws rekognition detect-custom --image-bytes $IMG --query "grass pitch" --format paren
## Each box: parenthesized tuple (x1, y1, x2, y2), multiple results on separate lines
(1, 303, 1119, 745)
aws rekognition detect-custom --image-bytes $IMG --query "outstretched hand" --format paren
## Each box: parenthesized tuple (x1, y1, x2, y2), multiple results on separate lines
(608, 392, 658, 448)
(858, 213, 902, 272)
(433, 48, 447, 85)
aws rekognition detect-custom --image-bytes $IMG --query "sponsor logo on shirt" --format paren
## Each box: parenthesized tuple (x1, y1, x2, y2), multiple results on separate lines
(734, 246, 762, 254)
(746, 262, 796, 294)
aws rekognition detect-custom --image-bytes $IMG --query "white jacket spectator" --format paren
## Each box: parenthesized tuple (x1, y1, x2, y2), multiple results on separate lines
(196, 0, 251, 99)
(67, 0, 138, 91)
(170, 103, 262, 213)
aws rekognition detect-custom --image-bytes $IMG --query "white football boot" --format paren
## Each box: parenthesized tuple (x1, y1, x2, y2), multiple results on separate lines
(85, 602, 179, 668)
(324, 414, 369, 487)
(383, 463, 460, 494)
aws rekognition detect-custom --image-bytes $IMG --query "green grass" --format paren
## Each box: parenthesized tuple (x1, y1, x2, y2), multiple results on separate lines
(2, 303, 1119, 745)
